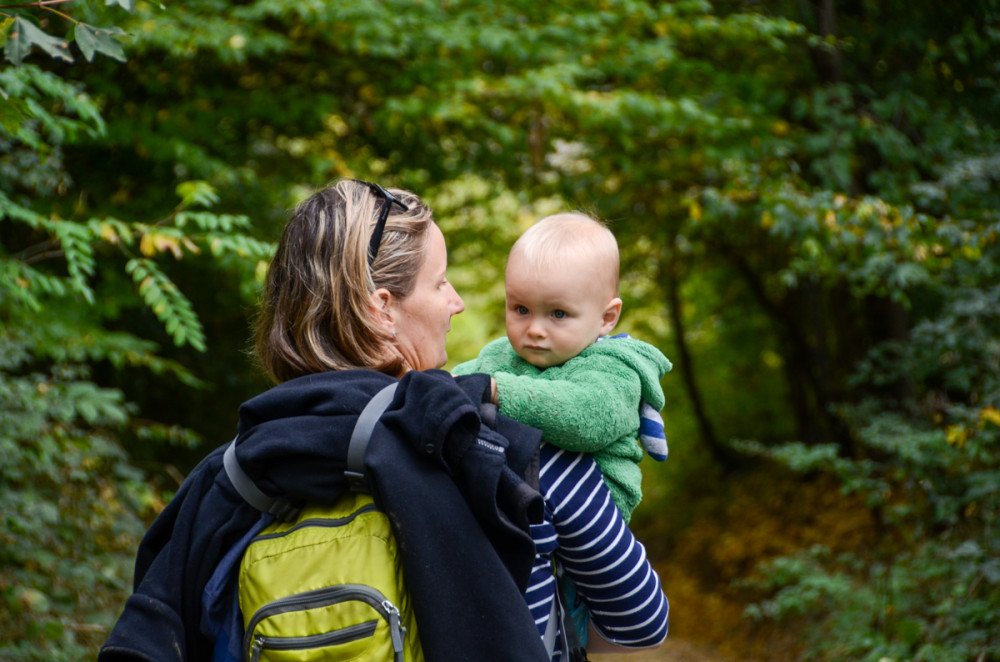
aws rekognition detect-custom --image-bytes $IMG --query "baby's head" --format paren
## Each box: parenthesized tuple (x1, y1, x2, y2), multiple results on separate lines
(504, 212, 622, 369)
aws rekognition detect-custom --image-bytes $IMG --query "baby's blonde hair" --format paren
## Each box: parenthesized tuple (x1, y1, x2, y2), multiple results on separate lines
(508, 212, 620, 297)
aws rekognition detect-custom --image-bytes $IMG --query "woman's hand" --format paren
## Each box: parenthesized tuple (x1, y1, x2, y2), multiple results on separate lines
(490, 378, 499, 405)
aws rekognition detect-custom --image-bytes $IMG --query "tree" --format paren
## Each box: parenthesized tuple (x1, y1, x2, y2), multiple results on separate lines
(1, 3, 273, 657)
(4, 0, 999, 657)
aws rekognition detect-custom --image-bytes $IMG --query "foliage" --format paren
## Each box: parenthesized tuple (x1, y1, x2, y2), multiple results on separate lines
(1, 3, 272, 657)
(0, 337, 157, 660)
(0, 0, 129, 68)
(741, 285, 1000, 660)
(2, 0, 999, 659)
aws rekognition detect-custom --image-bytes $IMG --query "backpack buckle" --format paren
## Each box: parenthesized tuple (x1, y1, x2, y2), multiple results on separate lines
(267, 497, 301, 522)
(344, 469, 370, 493)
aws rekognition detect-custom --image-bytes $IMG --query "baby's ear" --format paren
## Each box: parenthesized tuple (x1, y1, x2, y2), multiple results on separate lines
(600, 297, 623, 335)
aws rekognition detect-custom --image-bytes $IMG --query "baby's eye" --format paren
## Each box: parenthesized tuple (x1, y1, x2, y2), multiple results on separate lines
(552, 310, 568, 319)
(516, 305, 529, 315)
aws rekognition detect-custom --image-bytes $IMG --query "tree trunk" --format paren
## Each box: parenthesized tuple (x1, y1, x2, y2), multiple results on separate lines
(662, 250, 739, 470)
(807, 0, 843, 84)
(724, 249, 855, 452)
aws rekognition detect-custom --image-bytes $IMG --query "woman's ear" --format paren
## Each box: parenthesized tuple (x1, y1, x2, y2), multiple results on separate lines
(370, 288, 396, 334)
(599, 297, 623, 336)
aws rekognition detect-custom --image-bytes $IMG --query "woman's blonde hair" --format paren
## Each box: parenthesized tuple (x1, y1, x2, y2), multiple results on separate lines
(254, 180, 433, 383)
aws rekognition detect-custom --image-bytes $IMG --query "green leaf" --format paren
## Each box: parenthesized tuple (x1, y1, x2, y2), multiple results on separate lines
(0, 17, 14, 51)
(4, 17, 73, 67)
(176, 181, 219, 209)
(125, 258, 206, 351)
(107, 0, 135, 10)
(0, 95, 27, 134)
(75, 24, 127, 63)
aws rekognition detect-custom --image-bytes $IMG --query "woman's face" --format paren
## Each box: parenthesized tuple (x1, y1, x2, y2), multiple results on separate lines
(390, 223, 465, 371)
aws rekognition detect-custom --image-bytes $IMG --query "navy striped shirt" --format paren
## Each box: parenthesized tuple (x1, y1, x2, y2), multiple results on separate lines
(527, 444, 669, 658)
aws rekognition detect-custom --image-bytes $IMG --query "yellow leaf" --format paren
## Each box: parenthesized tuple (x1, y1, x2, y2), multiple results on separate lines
(139, 233, 156, 257)
(99, 222, 120, 245)
(154, 234, 183, 259)
(980, 407, 1000, 428)
(141, 232, 184, 259)
(945, 424, 967, 448)
(255, 260, 269, 283)
(689, 201, 703, 222)
(961, 245, 982, 260)
(760, 210, 773, 229)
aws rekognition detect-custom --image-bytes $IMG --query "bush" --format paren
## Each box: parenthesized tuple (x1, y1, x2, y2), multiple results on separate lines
(742, 285, 1000, 661)
(0, 334, 161, 660)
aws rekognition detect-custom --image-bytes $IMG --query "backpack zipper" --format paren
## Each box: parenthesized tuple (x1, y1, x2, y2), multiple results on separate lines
(243, 583, 406, 661)
(249, 502, 379, 542)
(248, 620, 377, 662)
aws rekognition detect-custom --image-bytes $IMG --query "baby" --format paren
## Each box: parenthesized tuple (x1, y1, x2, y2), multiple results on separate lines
(453, 212, 671, 522)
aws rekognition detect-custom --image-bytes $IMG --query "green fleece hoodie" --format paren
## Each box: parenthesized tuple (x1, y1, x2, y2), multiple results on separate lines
(453, 335, 671, 521)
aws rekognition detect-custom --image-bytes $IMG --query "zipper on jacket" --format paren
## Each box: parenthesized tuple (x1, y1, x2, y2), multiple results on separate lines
(243, 584, 406, 661)
(475, 436, 505, 454)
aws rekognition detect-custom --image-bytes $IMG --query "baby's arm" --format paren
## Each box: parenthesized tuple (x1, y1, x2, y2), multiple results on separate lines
(548, 451, 669, 648)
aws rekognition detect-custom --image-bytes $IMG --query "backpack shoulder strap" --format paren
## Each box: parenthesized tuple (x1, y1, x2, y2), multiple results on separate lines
(224, 437, 299, 521)
(345, 382, 397, 492)
(223, 381, 398, 518)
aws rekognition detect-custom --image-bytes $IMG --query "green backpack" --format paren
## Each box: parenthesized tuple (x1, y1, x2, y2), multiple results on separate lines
(224, 384, 423, 662)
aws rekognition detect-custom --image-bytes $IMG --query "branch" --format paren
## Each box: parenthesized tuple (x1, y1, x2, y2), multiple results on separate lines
(40, 1, 76, 24)
(22, 248, 66, 265)
(0, 0, 75, 8)
(12, 237, 60, 262)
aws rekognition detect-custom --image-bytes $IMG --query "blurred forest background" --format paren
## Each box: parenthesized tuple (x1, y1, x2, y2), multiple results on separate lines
(2, 1, 998, 660)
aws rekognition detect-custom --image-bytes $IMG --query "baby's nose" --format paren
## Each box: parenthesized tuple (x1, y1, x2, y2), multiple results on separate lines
(527, 319, 547, 337)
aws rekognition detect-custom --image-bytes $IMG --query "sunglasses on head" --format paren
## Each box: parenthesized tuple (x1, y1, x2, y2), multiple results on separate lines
(355, 180, 409, 266)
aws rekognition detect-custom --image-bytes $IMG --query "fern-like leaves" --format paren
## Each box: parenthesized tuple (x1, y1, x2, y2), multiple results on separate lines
(125, 258, 206, 351)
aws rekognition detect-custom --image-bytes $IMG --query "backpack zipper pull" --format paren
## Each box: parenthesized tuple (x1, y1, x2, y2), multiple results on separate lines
(383, 599, 405, 660)
(250, 635, 265, 662)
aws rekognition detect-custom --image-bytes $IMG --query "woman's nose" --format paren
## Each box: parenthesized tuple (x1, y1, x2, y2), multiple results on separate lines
(449, 284, 465, 314)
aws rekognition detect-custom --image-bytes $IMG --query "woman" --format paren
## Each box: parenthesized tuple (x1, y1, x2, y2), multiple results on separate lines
(100, 180, 666, 662)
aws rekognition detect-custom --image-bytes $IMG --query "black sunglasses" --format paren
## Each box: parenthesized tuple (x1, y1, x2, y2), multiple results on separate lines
(356, 180, 409, 266)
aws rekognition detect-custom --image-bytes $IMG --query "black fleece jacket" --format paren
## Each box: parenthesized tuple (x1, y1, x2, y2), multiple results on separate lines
(99, 369, 548, 662)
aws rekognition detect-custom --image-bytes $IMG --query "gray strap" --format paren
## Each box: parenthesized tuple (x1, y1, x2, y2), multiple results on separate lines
(223, 438, 297, 520)
(223, 381, 398, 518)
(542, 593, 560, 658)
(345, 382, 398, 492)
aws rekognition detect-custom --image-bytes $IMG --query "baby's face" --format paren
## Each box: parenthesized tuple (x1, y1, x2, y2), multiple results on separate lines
(505, 254, 617, 369)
